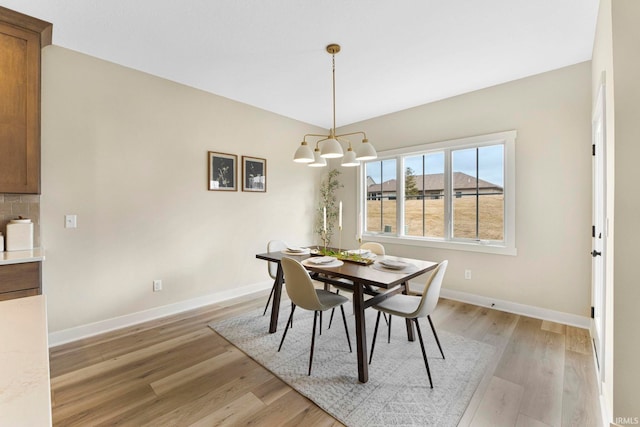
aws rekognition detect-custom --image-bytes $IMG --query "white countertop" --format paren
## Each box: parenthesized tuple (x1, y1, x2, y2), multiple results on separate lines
(0, 248, 45, 265)
(0, 295, 52, 426)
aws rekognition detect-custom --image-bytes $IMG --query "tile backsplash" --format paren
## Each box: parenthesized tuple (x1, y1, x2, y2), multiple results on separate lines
(0, 194, 41, 248)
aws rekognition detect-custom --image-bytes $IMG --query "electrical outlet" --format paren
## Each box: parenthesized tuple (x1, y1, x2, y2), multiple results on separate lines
(153, 280, 162, 292)
(464, 269, 472, 280)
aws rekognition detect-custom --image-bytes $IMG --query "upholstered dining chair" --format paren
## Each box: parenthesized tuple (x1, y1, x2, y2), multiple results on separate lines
(278, 257, 352, 375)
(359, 242, 385, 256)
(328, 242, 386, 329)
(263, 240, 287, 315)
(368, 260, 448, 388)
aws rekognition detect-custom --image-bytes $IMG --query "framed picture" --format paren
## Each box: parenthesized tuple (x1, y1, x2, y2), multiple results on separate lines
(208, 151, 237, 191)
(242, 156, 267, 192)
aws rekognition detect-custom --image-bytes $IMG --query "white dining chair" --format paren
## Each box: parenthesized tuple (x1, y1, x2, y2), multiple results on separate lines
(368, 260, 448, 388)
(278, 257, 352, 375)
(263, 240, 287, 315)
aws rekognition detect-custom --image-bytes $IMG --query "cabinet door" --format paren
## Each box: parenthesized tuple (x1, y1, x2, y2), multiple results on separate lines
(0, 22, 41, 193)
(0, 262, 41, 300)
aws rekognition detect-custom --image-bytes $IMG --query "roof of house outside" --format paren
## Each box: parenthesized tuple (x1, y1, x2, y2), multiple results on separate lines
(367, 172, 503, 193)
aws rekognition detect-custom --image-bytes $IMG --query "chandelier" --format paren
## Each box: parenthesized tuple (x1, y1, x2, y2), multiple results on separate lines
(293, 44, 377, 167)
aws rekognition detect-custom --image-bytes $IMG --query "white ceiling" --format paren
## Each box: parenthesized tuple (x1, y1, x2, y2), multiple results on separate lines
(4, 0, 599, 129)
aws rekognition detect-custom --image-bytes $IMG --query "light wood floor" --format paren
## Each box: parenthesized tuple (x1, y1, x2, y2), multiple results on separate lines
(49, 291, 602, 426)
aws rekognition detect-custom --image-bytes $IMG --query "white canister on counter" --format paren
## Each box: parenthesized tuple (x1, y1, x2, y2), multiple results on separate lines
(6, 218, 34, 251)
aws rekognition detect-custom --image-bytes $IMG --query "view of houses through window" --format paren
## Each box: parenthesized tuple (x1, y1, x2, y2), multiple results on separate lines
(364, 139, 506, 245)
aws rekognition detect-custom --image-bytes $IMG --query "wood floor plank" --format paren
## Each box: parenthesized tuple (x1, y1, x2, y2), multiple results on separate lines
(566, 325, 591, 355)
(519, 328, 566, 427)
(562, 349, 603, 427)
(52, 328, 214, 388)
(469, 376, 524, 427)
(515, 413, 553, 427)
(128, 361, 274, 426)
(541, 320, 566, 335)
(150, 347, 244, 396)
(251, 376, 293, 406)
(188, 392, 266, 427)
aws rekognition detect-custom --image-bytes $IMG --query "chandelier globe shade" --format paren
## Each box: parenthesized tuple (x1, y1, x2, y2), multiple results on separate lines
(320, 137, 344, 158)
(293, 141, 314, 163)
(308, 148, 327, 167)
(341, 147, 359, 167)
(355, 139, 377, 161)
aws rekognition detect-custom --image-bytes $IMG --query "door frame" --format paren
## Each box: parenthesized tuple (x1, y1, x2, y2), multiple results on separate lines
(591, 76, 607, 386)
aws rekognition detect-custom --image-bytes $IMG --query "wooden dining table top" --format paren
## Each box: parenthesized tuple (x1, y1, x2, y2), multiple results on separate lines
(255, 249, 437, 289)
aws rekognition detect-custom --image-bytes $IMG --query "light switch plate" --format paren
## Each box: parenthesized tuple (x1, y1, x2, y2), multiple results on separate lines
(65, 214, 77, 228)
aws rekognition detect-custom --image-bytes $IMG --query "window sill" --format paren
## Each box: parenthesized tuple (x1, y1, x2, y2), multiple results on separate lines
(363, 234, 517, 256)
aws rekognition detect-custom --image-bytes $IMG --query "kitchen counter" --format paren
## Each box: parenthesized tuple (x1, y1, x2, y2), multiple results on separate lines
(0, 248, 45, 265)
(0, 295, 52, 426)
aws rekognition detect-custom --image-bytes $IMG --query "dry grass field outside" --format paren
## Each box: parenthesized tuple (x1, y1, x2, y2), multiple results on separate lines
(367, 194, 504, 240)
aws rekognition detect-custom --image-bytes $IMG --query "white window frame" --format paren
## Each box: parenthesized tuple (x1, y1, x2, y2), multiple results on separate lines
(358, 130, 517, 256)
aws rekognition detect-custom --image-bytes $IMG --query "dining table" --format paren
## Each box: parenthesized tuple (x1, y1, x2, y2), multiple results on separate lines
(255, 247, 438, 383)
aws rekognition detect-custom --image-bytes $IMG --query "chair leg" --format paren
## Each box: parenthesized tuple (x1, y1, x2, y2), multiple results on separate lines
(387, 315, 392, 343)
(414, 318, 433, 388)
(339, 304, 352, 353)
(369, 311, 382, 364)
(278, 305, 296, 352)
(308, 311, 318, 375)
(427, 315, 445, 359)
(328, 289, 340, 329)
(262, 285, 275, 316)
(319, 311, 323, 335)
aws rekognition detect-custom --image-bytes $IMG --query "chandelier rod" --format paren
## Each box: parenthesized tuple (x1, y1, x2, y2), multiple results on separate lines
(332, 48, 336, 134)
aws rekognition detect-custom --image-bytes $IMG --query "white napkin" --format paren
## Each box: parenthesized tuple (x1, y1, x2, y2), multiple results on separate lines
(379, 259, 408, 269)
(308, 256, 337, 264)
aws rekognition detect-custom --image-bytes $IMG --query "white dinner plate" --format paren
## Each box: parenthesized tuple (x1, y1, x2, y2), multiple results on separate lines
(378, 259, 408, 270)
(346, 249, 371, 255)
(286, 246, 306, 253)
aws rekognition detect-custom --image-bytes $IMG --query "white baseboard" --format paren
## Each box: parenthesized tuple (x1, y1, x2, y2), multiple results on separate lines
(437, 286, 591, 329)
(48, 281, 273, 347)
(49, 280, 591, 347)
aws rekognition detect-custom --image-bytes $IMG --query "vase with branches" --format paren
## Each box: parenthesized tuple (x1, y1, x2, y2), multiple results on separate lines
(315, 168, 343, 248)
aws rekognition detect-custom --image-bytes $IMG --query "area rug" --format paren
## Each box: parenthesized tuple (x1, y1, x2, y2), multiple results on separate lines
(209, 305, 495, 426)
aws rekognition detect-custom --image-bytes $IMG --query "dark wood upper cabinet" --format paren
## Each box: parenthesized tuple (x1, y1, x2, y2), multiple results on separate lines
(0, 7, 52, 194)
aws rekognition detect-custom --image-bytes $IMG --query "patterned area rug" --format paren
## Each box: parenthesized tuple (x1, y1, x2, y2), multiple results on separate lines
(209, 305, 495, 426)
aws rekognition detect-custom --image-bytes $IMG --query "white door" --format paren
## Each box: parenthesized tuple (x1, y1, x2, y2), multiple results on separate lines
(591, 81, 607, 383)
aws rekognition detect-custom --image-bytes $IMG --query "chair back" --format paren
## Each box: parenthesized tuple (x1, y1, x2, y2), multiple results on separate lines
(281, 257, 323, 311)
(413, 260, 448, 318)
(360, 242, 385, 255)
(267, 240, 287, 279)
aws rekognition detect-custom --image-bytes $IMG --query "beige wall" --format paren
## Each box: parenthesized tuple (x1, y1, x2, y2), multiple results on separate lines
(595, 0, 640, 421)
(336, 62, 593, 317)
(41, 46, 323, 332)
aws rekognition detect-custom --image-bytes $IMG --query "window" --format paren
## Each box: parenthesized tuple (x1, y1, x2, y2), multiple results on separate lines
(360, 131, 516, 255)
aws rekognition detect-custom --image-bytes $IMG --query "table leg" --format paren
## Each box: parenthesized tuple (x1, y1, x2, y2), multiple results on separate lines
(353, 282, 368, 383)
(269, 264, 284, 334)
(402, 282, 415, 341)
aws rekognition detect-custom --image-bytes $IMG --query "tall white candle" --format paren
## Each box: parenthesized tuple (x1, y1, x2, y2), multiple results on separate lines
(323, 206, 327, 232)
(338, 201, 342, 228)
